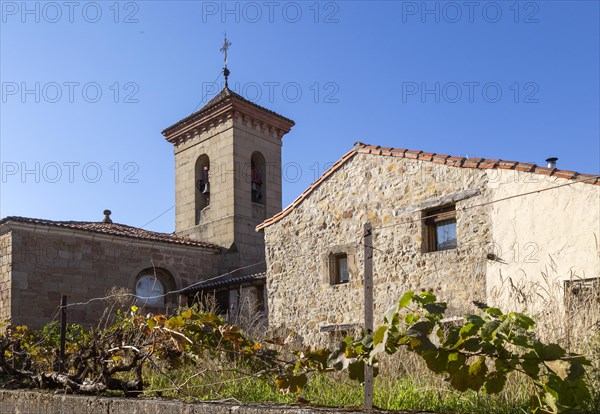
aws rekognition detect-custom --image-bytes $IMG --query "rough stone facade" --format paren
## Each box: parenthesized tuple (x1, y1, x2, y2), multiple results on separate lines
(261, 145, 600, 345)
(1, 222, 221, 328)
(0, 232, 12, 322)
(0, 390, 424, 414)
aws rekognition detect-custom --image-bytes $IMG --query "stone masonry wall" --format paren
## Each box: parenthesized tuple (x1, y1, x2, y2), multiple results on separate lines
(9, 228, 221, 328)
(173, 114, 284, 272)
(0, 232, 12, 322)
(0, 390, 423, 414)
(264, 153, 493, 346)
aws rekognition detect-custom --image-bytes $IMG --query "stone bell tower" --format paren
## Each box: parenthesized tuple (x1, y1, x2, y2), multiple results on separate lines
(161, 55, 294, 271)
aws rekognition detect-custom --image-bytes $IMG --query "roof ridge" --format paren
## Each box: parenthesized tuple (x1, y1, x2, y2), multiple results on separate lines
(256, 142, 600, 231)
(355, 143, 600, 181)
(0, 215, 220, 249)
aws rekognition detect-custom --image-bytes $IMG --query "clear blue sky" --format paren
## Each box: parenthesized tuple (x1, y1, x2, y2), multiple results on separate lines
(1, 1, 598, 233)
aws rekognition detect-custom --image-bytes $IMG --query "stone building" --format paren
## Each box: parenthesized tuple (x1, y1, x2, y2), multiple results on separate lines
(0, 84, 294, 328)
(0, 215, 221, 327)
(257, 143, 600, 345)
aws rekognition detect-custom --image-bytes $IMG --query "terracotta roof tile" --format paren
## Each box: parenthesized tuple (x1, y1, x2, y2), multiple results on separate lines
(418, 152, 436, 161)
(515, 163, 536, 172)
(431, 154, 451, 165)
(463, 159, 483, 168)
(552, 170, 578, 179)
(446, 156, 466, 167)
(256, 142, 600, 231)
(404, 150, 422, 159)
(535, 167, 556, 176)
(497, 160, 519, 170)
(0, 216, 221, 250)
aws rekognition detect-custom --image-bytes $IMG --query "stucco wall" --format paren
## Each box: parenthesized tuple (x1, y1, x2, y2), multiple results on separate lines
(0, 232, 12, 322)
(484, 169, 600, 311)
(264, 153, 493, 345)
(8, 227, 221, 328)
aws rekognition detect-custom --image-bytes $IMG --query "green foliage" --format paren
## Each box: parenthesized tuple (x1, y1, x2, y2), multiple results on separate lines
(0, 293, 594, 414)
(319, 291, 590, 414)
(0, 305, 276, 396)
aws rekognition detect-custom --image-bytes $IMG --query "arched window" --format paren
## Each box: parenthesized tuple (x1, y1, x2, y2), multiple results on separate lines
(134, 268, 176, 308)
(195, 154, 210, 224)
(251, 152, 265, 205)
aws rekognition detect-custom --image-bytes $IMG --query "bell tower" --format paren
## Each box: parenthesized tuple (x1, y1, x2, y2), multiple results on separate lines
(161, 42, 294, 271)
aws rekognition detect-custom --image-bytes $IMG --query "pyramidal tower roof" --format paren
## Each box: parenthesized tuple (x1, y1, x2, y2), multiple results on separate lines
(162, 85, 295, 143)
(162, 36, 294, 144)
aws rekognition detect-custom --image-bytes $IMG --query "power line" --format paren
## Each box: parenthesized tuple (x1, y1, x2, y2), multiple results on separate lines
(64, 260, 265, 309)
(139, 71, 224, 230)
(192, 70, 223, 113)
(371, 175, 600, 233)
(140, 205, 174, 229)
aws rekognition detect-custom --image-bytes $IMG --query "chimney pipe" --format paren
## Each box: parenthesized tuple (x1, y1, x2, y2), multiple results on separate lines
(102, 209, 113, 224)
(545, 157, 558, 169)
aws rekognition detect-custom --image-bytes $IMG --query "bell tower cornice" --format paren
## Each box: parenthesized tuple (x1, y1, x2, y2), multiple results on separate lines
(162, 87, 295, 146)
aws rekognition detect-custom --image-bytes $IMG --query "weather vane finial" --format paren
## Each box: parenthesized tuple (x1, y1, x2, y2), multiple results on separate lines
(220, 34, 232, 88)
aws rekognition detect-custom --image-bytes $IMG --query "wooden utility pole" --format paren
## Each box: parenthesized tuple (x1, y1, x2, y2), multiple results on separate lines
(363, 222, 374, 409)
(59, 296, 67, 373)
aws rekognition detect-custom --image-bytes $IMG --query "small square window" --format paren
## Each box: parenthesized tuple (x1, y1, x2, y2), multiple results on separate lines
(330, 253, 349, 284)
(424, 205, 457, 252)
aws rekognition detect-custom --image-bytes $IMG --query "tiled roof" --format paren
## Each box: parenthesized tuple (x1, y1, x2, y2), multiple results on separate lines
(161, 86, 294, 136)
(183, 272, 266, 294)
(0, 216, 221, 250)
(256, 142, 600, 230)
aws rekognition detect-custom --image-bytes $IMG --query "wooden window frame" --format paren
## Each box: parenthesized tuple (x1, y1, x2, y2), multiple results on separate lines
(329, 253, 349, 285)
(424, 205, 457, 252)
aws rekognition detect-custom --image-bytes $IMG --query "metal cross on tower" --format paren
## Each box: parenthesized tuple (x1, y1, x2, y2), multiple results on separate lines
(220, 34, 232, 87)
(220, 34, 232, 65)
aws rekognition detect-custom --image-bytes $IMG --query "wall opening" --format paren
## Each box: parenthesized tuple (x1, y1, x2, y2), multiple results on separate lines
(251, 152, 265, 205)
(195, 154, 210, 225)
(134, 267, 176, 310)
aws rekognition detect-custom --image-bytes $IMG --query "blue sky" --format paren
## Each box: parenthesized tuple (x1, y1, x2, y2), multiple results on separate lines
(1, 1, 599, 233)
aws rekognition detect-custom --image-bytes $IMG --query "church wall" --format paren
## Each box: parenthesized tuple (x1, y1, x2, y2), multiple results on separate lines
(0, 232, 12, 323)
(9, 228, 221, 328)
(232, 118, 283, 269)
(264, 153, 492, 346)
(174, 119, 236, 246)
